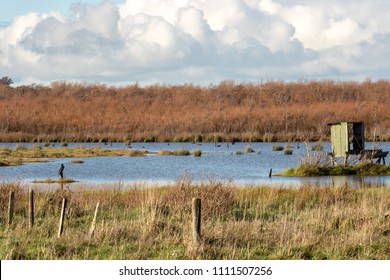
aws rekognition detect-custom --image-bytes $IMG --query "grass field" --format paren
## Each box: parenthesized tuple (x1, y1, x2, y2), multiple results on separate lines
(1, 180, 389, 260)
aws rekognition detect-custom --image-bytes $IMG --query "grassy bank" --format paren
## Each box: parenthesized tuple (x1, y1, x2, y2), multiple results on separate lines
(0, 181, 389, 260)
(0, 146, 206, 165)
(0, 146, 146, 165)
(282, 163, 390, 176)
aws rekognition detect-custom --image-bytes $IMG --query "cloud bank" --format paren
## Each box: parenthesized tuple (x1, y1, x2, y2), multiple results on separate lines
(1, 0, 389, 85)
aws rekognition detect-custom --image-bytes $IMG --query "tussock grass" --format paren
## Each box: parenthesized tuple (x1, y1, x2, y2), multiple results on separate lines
(173, 149, 191, 156)
(272, 145, 284, 151)
(1, 180, 389, 260)
(193, 149, 202, 157)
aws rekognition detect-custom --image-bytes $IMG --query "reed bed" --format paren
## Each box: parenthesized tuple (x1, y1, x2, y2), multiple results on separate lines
(1, 80, 390, 143)
(0, 180, 389, 260)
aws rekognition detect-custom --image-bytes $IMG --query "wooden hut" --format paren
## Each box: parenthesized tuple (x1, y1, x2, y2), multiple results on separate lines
(328, 122, 388, 165)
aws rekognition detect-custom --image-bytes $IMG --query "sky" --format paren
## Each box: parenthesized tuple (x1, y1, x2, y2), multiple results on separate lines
(0, 0, 389, 86)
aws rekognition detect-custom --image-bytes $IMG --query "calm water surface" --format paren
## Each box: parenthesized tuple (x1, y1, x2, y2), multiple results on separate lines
(1, 141, 390, 189)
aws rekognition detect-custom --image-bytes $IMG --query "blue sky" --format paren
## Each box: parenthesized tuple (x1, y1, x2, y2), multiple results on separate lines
(1, 1, 123, 24)
(1, 0, 390, 85)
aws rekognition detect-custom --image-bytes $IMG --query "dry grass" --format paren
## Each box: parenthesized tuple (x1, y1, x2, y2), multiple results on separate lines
(0, 180, 389, 260)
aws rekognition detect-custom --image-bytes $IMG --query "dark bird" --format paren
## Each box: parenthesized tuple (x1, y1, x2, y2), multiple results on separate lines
(58, 164, 65, 180)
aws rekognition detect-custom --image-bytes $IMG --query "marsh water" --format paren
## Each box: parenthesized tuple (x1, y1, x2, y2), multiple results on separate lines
(1, 141, 390, 188)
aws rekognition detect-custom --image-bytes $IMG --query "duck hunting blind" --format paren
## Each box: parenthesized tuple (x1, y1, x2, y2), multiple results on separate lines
(328, 122, 388, 165)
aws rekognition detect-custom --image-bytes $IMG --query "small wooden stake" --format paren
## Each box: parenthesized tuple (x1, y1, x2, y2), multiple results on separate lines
(89, 202, 100, 238)
(29, 189, 34, 229)
(58, 198, 67, 238)
(192, 198, 201, 247)
(269, 168, 273, 178)
(8, 191, 15, 226)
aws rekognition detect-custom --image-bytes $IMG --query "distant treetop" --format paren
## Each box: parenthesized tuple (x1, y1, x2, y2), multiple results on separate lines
(0, 76, 13, 86)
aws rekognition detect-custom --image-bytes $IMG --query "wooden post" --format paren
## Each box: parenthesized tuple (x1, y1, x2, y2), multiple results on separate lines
(192, 198, 201, 247)
(269, 168, 273, 178)
(29, 189, 34, 229)
(58, 198, 67, 238)
(8, 191, 15, 226)
(89, 202, 100, 238)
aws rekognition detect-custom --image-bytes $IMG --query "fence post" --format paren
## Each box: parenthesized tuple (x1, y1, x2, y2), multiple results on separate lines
(269, 168, 273, 178)
(8, 191, 15, 226)
(58, 198, 67, 238)
(192, 198, 201, 247)
(29, 189, 34, 229)
(89, 202, 100, 238)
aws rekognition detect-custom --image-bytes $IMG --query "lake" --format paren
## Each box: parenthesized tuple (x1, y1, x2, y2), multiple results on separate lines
(1, 141, 390, 188)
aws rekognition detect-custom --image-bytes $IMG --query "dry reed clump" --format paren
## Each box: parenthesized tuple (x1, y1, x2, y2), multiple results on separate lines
(245, 145, 255, 153)
(159, 177, 235, 221)
(0, 182, 24, 221)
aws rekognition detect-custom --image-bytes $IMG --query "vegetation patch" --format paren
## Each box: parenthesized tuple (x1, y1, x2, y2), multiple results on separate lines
(193, 149, 202, 157)
(172, 149, 191, 156)
(158, 150, 173, 156)
(0, 147, 149, 163)
(272, 145, 284, 151)
(31, 178, 77, 183)
(128, 150, 148, 157)
(282, 163, 390, 176)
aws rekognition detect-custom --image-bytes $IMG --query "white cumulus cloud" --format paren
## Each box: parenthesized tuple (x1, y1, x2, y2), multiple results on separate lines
(0, 0, 389, 85)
